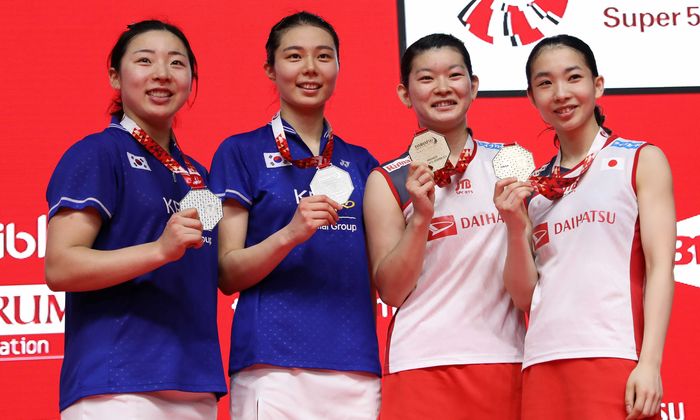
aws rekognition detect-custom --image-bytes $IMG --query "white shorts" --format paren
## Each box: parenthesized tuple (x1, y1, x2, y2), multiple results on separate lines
(230, 366, 381, 420)
(60, 390, 217, 420)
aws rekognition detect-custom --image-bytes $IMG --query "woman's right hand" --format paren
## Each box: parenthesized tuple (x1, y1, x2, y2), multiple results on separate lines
(156, 208, 204, 263)
(493, 178, 534, 231)
(46, 207, 208, 292)
(217, 195, 341, 295)
(283, 195, 342, 245)
(406, 162, 435, 225)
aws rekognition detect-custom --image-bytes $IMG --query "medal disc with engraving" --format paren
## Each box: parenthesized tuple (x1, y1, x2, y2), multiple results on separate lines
(179, 188, 223, 231)
(408, 130, 451, 170)
(310, 165, 354, 205)
(493, 144, 536, 182)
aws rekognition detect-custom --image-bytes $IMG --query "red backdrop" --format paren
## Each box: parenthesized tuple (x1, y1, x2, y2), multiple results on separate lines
(0, 1, 697, 419)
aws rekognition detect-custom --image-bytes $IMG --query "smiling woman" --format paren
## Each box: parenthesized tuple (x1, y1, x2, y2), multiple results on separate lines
(208, 11, 381, 420)
(364, 33, 525, 419)
(44, 19, 226, 419)
(495, 34, 675, 420)
(264, 25, 339, 120)
(107, 23, 196, 150)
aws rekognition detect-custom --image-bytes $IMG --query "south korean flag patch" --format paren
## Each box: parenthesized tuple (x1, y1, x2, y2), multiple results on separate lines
(127, 152, 151, 171)
(264, 152, 291, 168)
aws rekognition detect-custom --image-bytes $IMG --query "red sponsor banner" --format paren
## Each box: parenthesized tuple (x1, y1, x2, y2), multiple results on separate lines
(1, 0, 699, 418)
(0, 215, 46, 261)
(675, 215, 700, 288)
(0, 334, 64, 362)
(0, 285, 65, 336)
(0, 284, 65, 363)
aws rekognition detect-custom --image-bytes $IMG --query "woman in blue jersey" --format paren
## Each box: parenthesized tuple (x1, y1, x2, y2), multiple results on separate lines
(210, 11, 381, 420)
(495, 35, 674, 419)
(363, 33, 524, 419)
(45, 20, 226, 419)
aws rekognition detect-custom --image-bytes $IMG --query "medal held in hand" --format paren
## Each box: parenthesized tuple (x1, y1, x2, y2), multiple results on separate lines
(492, 143, 535, 182)
(409, 129, 450, 170)
(126, 121, 223, 231)
(310, 165, 354, 205)
(270, 111, 353, 205)
(179, 188, 223, 231)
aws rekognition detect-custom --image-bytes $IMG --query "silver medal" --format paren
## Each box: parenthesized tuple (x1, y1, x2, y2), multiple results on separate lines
(310, 165, 354, 205)
(179, 188, 223, 231)
(492, 144, 536, 182)
(408, 130, 451, 170)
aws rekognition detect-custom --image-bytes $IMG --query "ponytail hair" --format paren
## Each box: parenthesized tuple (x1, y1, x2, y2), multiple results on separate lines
(594, 106, 611, 135)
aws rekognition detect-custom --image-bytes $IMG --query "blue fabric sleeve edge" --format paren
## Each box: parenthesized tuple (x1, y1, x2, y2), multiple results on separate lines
(48, 197, 112, 221)
(216, 190, 253, 210)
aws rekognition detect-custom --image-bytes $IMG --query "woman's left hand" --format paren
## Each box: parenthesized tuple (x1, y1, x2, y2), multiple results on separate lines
(624, 362, 663, 419)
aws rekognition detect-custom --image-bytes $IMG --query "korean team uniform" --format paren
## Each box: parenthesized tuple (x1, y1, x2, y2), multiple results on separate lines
(47, 116, 227, 418)
(209, 118, 381, 419)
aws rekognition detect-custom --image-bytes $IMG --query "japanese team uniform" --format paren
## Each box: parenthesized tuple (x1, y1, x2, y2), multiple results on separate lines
(46, 116, 227, 418)
(523, 134, 660, 419)
(376, 136, 525, 420)
(209, 118, 381, 419)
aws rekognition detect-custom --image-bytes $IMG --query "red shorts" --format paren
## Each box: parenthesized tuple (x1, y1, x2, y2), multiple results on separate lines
(381, 363, 522, 420)
(522, 358, 661, 420)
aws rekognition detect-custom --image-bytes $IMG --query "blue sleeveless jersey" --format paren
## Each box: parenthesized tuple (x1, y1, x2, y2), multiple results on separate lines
(46, 118, 227, 410)
(209, 119, 381, 376)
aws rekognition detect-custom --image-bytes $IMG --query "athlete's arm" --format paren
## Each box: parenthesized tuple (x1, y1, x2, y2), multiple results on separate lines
(45, 207, 203, 292)
(625, 145, 675, 419)
(493, 178, 538, 311)
(217, 195, 341, 295)
(364, 163, 434, 307)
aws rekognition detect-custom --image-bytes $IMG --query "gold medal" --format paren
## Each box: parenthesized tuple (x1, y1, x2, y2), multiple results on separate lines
(409, 130, 451, 170)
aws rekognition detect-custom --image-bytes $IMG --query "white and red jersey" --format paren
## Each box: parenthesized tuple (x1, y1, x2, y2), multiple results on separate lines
(377, 137, 525, 374)
(525, 136, 648, 368)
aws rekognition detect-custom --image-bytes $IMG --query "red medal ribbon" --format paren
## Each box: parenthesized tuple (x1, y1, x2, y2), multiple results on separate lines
(130, 127, 205, 189)
(529, 130, 616, 200)
(529, 159, 592, 200)
(432, 132, 477, 188)
(271, 112, 334, 169)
